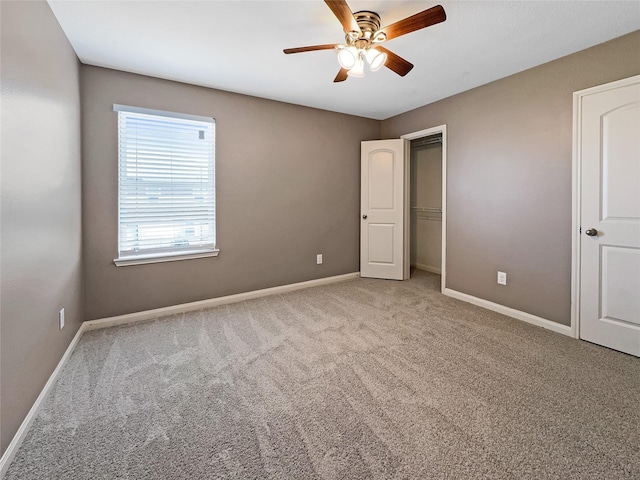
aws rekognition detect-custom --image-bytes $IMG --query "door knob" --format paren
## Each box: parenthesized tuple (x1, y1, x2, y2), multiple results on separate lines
(362, 214, 367, 219)
(585, 228, 598, 237)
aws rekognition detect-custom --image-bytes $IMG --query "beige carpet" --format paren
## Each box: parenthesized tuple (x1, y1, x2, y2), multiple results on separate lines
(5, 271, 640, 479)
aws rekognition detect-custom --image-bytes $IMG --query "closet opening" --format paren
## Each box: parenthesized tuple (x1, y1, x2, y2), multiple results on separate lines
(408, 133, 443, 285)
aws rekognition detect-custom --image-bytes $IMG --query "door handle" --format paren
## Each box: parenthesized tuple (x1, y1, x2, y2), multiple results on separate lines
(585, 228, 598, 237)
(362, 214, 367, 219)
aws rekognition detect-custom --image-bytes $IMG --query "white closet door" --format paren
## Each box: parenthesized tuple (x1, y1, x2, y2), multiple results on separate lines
(360, 139, 407, 280)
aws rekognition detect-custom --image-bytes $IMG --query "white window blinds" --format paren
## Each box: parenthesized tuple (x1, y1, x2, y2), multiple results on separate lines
(115, 105, 216, 261)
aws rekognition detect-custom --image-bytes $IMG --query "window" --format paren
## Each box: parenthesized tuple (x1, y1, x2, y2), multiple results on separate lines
(113, 105, 217, 266)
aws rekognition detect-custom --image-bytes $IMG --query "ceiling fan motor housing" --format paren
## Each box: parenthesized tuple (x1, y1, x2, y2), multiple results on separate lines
(347, 11, 385, 46)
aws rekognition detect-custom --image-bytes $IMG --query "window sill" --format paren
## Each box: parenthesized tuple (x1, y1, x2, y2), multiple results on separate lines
(114, 248, 220, 267)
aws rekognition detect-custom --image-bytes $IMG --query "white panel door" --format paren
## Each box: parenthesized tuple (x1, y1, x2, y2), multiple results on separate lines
(579, 77, 640, 357)
(361, 139, 407, 280)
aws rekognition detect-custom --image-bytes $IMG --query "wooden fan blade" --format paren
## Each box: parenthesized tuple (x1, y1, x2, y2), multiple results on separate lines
(325, 0, 361, 34)
(377, 46, 414, 77)
(334, 68, 349, 83)
(284, 44, 338, 54)
(378, 5, 446, 41)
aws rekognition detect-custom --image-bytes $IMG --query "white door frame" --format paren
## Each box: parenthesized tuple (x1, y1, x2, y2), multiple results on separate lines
(401, 125, 447, 293)
(571, 74, 640, 340)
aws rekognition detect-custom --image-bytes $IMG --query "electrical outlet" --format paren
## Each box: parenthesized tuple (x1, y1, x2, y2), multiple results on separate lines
(317, 254, 323, 265)
(497, 271, 507, 285)
(59, 308, 65, 330)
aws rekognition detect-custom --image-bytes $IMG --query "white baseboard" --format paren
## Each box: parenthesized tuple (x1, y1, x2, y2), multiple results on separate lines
(412, 263, 441, 275)
(84, 272, 360, 332)
(443, 288, 572, 336)
(0, 323, 86, 478)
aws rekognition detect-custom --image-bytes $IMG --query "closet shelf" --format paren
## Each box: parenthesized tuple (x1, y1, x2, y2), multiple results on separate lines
(411, 206, 442, 213)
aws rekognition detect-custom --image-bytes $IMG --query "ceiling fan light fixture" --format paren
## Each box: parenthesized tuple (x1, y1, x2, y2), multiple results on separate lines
(337, 46, 358, 69)
(366, 48, 387, 72)
(347, 54, 365, 78)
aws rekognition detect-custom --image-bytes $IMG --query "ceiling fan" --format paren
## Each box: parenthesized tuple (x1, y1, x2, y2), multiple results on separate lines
(284, 0, 446, 82)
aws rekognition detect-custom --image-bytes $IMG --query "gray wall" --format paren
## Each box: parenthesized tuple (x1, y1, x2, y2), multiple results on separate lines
(0, 1, 83, 454)
(81, 66, 380, 320)
(383, 31, 640, 326)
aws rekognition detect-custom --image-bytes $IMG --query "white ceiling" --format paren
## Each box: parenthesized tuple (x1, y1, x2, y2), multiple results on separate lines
(48, 1, 640, 120)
